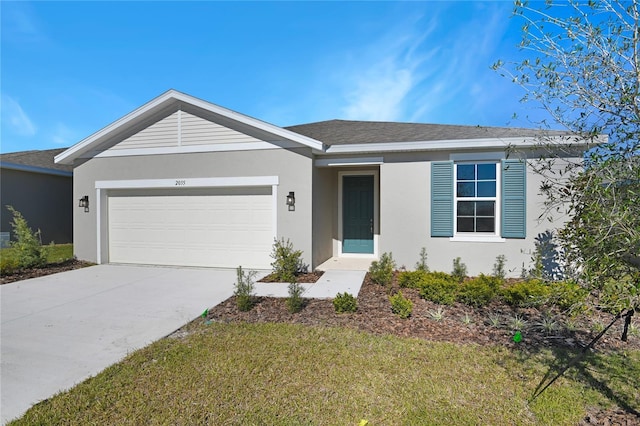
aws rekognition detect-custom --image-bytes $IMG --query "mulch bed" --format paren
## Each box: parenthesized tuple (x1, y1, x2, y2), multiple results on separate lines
(0, 259, 93, 284)
(205, 273, 639, 425)
(258, 271, 324, 283)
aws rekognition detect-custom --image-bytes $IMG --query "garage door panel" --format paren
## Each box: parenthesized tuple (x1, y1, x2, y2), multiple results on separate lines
(108, 189, 273, 268)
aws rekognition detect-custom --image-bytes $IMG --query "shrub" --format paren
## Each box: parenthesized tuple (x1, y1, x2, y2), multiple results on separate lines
(501, 279, 551, 308)
(389, 291, 413, 319)
(234, 266, 257, 311)
(286, 282, 304, 313)
(458, 274, 501, 307)
(418, 272, 458, 305)
(451, 257, 467, 283)
(333, 292, 357, 313)
(415, 247, 429, 272)
(397, 269, 429, 289)
(0, 253, 20, 275)
(492, 255, 507, 280)
(270, 238, 304, 282)
(6, 206, 47, 270)
(548, 280, 589, 311)
(368, 252, 396, 287)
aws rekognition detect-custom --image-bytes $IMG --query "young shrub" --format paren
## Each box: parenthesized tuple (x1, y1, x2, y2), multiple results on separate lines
(286, 282, 304, 313)
(270, 238, 304, 282)
(492, 255, 507, 280)
(333, 292, 357, 313)
(389, 291, 413, 319)
(6, 206, 47, 270)
(0, 252, 20, 275)
(415, 247, 429, 272)
(368, 252, 396, 287)
(234, 266, 257, 311)
(397, 269, 428, 289)
(548, 280, 589, 312)
(418, 272, 458, 305)
(457, 274, 501, 307)
(501, 278, 552, 308)
(451, 257, 468, 283)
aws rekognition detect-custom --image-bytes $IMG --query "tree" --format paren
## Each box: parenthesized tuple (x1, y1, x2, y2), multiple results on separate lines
(495, 0, 639, 316)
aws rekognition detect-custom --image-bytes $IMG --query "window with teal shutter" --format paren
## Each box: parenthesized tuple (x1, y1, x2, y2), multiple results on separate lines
(431, 161, 454, 237)
(501, 159, 527, 238)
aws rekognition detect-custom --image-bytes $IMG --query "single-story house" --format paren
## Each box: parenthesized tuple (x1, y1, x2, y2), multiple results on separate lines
(1, 148, 74, 247)
(55, 90, 586, 276)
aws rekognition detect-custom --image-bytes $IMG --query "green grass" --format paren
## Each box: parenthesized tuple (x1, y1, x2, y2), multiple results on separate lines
(11, 322, 639, 425)
(1, 243, 73, 265)
(43, 243, 74, 263)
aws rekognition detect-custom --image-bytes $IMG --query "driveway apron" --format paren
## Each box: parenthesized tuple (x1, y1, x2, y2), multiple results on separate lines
(0, 264, 239, 424)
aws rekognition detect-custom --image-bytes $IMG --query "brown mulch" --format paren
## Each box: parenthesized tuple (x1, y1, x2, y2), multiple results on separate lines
(0, 259, 93, 284)
(258, 270, 324, 283)
(205, 273, 639, 425)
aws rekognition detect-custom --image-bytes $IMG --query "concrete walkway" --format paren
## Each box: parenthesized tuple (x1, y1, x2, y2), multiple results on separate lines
(254, 269, 365, 298)
(0, 264, 366, 424)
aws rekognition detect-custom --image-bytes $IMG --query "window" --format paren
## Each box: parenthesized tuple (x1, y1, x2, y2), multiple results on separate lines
(455, 163, 497, 234)
(431, 159, 526, 239)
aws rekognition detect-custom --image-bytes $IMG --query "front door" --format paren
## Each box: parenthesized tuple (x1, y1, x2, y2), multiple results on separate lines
(342, 175, 374, 254)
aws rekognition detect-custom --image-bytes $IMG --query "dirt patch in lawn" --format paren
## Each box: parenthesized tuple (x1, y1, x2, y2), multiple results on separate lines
(0, 259, 93, 284)
(204, 273, 639, 425)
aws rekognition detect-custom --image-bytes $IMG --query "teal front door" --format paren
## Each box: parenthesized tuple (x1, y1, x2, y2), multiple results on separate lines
(342, 175, 374, 254)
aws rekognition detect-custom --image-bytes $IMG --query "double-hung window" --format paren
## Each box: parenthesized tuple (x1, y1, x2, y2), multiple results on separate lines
(431, 159, 526, 239)
(455, 163, 498, 234)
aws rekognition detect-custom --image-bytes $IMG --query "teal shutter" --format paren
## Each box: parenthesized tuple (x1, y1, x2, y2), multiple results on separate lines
(431, 161, 454, 237)
(501, 159, 526, 238)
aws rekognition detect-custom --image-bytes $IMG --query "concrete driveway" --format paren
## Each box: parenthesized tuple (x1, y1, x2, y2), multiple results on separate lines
(0, 264, 242, 424)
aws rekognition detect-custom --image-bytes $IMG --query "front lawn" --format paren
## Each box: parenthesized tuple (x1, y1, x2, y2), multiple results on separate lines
(11, 322, 639, 425)
(0, 243, 74, 265)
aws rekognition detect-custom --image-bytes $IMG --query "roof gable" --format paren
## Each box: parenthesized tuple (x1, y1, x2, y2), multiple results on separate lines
(55, 90, 325, 165)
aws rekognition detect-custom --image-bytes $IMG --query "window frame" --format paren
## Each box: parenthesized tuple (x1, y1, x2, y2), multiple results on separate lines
(451, 161, 505, 242)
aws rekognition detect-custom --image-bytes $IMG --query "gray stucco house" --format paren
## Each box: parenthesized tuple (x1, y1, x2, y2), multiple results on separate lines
(55, 90, 583, 276)
(1, 148, 73, 246)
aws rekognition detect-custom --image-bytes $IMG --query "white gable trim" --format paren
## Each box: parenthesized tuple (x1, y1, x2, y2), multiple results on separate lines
(89, 140, 300, 159)
(55, 90, 324, 165)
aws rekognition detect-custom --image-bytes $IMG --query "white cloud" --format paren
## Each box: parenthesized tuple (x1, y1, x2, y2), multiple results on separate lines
(52, 122, 77, 146)
(337, 13, 441, 122)
(332, 3, 516, 126)
(1, 95, 37, 137)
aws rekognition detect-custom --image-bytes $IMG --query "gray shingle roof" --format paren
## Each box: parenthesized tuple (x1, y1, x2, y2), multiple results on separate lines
(0, 148, 73, 173)
(285, 119, 568, 145)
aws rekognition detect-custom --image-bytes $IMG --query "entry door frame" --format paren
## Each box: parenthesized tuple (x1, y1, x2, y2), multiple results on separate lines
(337, 170, 379, 258)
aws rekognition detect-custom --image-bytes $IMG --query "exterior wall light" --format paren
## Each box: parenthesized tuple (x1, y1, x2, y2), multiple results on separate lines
(79, 195, 89, 212)
(286, 191, 295, 211)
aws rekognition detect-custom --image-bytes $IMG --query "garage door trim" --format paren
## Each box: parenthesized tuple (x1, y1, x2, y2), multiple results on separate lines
(94, 176, 279, 265)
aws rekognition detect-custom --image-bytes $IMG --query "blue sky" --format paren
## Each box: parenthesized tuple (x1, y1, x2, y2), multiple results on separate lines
(1, 1, 553, 154)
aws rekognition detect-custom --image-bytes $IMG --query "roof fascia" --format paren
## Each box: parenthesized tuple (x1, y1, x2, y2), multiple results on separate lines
(0, 162, 73, 177)
(55, 90, 325, 165)
(321, 135, 591, 154)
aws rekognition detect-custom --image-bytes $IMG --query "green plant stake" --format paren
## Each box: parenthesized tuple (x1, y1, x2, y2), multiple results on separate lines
(513, 331, 522, 343)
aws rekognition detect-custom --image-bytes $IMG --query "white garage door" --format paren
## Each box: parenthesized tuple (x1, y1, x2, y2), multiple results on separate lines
(108, 187, 273, 268)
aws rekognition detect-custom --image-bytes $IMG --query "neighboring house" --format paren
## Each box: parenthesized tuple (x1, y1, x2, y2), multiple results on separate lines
(1, 148, 74, 247)
(55, 90, 586, 276)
